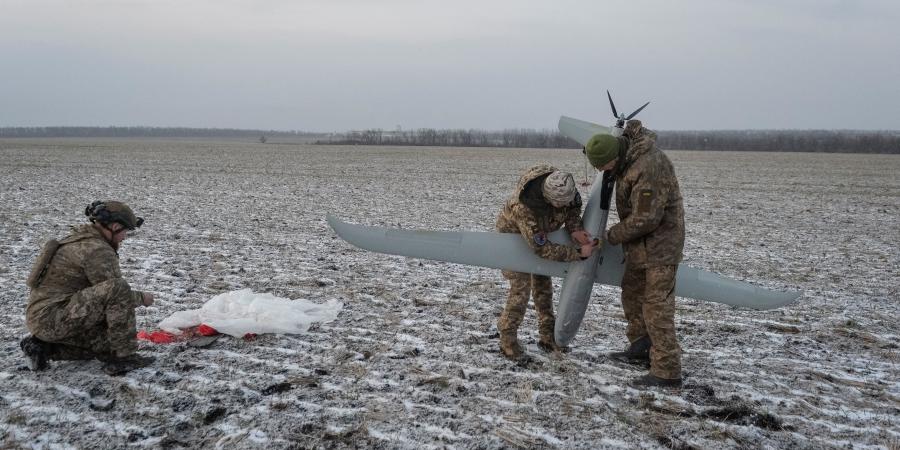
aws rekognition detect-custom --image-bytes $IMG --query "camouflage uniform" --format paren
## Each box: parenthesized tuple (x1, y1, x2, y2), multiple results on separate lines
(26, 224, 146, 359)
(606, 120, 685, 380)
(495, 165, 585, 356)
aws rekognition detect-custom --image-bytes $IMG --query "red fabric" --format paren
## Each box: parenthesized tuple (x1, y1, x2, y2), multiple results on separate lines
(136, 330, 177, 344)
(197, 324, 219, 336)
(137, 324, 221, 344)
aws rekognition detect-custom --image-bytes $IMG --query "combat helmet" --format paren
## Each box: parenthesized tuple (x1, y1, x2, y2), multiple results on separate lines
(85, 201, 144, 230)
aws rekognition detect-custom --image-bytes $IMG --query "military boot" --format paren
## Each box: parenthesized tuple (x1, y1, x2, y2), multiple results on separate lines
(536, 319, 564, 353)
(20, 336, 50, 371)
(537, 330, 569, 353)
(631, 373, 682, 389)
(498, 331, 525, 360)
(101, 354, 156, 376)
(609, 335, 651, 366)
(537, 335, 562, 353)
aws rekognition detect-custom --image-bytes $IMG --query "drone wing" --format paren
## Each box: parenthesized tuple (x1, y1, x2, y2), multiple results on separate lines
(327, 216, 800, 310)
(558, 116, 611, 146)
(327, 215, 572, 277)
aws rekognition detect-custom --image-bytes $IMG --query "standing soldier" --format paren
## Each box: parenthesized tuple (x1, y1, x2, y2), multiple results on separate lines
(20, 201, 156, 375)
(585, 120, 686, 388)
(495, 165, 597, 361)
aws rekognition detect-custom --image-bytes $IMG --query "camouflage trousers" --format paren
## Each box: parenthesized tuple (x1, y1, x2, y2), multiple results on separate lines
(27, 278, 138, 359)
(498, 271, 555, 340)
(621, 265, 682, 379)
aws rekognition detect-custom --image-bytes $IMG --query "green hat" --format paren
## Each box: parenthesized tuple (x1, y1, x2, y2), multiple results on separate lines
(585, 134, 620, 168)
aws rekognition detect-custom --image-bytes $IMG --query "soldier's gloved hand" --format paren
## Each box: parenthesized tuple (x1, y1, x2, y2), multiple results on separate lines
(624, 119, 642, 138)
(571, 230, 592, 246)
(579, 242, 597, 259)
(601, 229, 616, 246)
(141, 292, 155, 307)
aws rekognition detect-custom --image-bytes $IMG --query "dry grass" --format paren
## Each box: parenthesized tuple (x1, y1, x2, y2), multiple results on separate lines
(0, 141, 897, 448)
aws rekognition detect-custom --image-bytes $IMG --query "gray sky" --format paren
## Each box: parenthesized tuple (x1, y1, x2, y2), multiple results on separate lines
(1, 0, 898, 131)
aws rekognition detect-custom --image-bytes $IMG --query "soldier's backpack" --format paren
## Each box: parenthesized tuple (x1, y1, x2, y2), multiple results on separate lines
(26, 240, 61, 289)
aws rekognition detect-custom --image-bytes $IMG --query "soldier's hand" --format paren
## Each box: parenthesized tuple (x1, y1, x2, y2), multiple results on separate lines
(579, 242, 597, 259)
(571, 230, 592, 246)
(141, 292, 155, 307)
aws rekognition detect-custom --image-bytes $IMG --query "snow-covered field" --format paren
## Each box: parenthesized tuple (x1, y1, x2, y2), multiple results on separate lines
(1, 139, 898, 449)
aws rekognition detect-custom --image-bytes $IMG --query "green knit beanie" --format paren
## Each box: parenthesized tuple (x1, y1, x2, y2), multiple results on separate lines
(585, 134, 620, 168)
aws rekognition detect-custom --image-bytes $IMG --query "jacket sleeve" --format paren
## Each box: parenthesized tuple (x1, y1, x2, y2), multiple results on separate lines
(512, 206, 581, 262)
(83, 246, 145, 307)
(607, 169, 669, 246)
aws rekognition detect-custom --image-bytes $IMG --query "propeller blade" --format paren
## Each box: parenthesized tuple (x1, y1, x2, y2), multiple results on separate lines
(626, 101, 651, 120)
(606, 90, 619, 119)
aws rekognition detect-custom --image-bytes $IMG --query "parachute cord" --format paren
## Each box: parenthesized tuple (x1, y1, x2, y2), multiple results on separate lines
(582, 156, 591, 186)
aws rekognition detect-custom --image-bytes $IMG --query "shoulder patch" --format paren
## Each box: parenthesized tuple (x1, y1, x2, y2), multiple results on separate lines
(533, 232, 548, 246)
(638, 189, 654, 215)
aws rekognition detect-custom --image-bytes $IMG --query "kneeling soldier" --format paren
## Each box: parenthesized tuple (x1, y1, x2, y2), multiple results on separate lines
(21, 201, 156, 375)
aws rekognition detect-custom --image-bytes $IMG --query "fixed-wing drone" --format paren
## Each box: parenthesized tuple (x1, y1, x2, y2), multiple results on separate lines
(328, 92, 800, 346)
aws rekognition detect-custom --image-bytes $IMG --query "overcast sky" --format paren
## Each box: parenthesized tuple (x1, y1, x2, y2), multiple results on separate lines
(1, 0, 898, 131)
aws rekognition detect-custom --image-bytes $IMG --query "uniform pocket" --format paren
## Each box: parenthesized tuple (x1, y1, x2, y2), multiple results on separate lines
(623, 239, 648, 268)
(65, 295, 93, 321)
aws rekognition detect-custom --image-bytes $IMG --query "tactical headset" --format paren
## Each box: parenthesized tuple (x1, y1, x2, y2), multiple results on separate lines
(85, 201, 144, 230)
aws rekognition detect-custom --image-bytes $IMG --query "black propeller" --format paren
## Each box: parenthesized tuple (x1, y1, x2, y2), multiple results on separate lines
(607, 90, 650, 128)
(607, 90, 619, 120)
(627, 101, 650, 120)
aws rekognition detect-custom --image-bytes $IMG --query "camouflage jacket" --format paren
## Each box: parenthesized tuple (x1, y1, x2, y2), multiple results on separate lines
(496, 164, 585, 262)
(607, 121, 685, 268)
(26, 224, 144, 321)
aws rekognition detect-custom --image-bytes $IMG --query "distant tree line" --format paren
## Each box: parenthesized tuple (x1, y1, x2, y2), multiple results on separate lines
(316, 128, 578, 149)
(659, 130, 900, 154)
(0, 126, 323, 140)
(2, 126, 897, 153)
(319, 128, 900, 154)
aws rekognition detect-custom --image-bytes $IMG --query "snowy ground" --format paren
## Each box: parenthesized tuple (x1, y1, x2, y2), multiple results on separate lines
(0, 139, 898, 449)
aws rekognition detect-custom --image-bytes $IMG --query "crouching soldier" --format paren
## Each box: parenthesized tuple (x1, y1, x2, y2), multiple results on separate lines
(495, 165, 597, 361)
(20, 201, 156, 375)
(585, 120, 686, 388)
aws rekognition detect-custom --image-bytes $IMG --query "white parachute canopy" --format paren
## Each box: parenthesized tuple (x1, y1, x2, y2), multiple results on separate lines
(159, 289, 343, 337)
